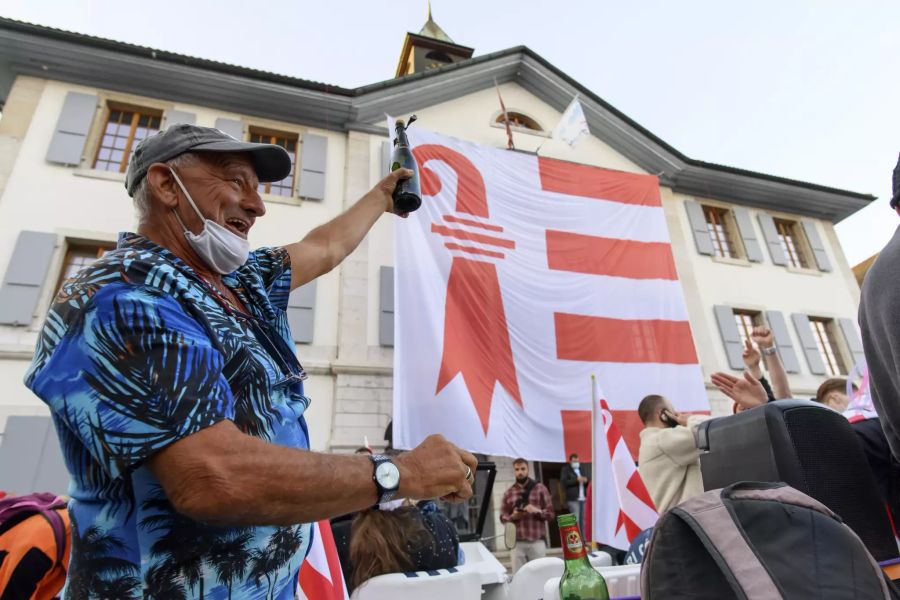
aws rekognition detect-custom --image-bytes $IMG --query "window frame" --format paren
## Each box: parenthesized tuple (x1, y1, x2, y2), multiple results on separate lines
(732, 309, 762, 350)
(808, 317, 847, 376)
(55, 241, 116, 293)
(92, 103, 164, 173)
(248, 126, 299, 198)
(702, 205, 742, 259)
(773, 218, 811, 269)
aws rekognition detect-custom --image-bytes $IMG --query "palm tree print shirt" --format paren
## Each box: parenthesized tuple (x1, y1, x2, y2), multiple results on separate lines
(25, 233, 313, 600)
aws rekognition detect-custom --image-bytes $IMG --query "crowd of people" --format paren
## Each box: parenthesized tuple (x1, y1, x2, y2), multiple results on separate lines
(2, 123, 899, 598)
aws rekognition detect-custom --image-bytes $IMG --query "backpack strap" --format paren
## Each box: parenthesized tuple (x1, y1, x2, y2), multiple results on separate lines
(724, 482, 894, 600)
(673, 489, 783, 600)
(37, 509, 67, 566)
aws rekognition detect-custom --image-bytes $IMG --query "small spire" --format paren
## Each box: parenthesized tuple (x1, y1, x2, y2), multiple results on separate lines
(427, 0, 432, 21)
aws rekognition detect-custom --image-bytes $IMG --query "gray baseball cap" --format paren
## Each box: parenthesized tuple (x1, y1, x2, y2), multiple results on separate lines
(125, 123, 293, 196)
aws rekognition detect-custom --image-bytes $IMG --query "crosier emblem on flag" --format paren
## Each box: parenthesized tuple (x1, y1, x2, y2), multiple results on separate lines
(393, 123, 708, 462)
(592, 375, 658, 549)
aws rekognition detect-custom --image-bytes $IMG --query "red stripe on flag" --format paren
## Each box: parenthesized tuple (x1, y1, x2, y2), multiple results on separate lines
(546, 230, 677, 280)
(444, 243, 505, 259)
(561, 410, 592, 462)
(555, 313, 698, 364)
(611, 410, 644, 462)
(538, 157, 662, 207)
(432, 224, 516, 249)
(444, 215, 504, 232)
(298, 521, 346, 600)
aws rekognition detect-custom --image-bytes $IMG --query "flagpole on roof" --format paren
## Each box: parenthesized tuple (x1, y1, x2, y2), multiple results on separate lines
(493, 77, 515, 150)
(590, 373, 597, 548)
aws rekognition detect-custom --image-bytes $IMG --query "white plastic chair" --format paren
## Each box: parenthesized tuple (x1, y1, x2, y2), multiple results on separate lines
(588, 550, 613, 568)
(351, 567, 482, 600)
(508, 557, 564, 600)
(542, 563, 642, 599)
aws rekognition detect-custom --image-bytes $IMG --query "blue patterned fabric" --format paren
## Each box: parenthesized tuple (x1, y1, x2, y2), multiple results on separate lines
(25, 233, 311, 600)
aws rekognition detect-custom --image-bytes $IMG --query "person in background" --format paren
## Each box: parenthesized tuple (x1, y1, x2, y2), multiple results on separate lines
(0, 494, 70, 600)
(500, 459, 555, 573)
(742, 326, 792, 402)
(560, 453, 590, 529)
(637, 395, 711, 513)
(816, 378, 853, 413)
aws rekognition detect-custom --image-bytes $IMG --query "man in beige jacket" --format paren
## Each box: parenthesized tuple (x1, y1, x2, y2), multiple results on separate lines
(637, 395, 711, 513)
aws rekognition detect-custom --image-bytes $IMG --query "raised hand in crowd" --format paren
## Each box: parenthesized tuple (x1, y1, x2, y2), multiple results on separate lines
(751, 326, 792, 400)
(711, 371, 768, 411)
(742, 339, 763, 380)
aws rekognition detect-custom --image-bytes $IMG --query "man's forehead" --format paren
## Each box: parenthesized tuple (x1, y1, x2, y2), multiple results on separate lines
(200, 152, 256, 173)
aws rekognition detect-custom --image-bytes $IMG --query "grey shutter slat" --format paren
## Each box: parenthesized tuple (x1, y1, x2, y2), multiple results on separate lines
(0, 416, 52, 494)
(732, 208, 763, 262)
(382, 140, 393, 175)
(713, 305, 744, 370)
(684, 201, 714, 256)
(164, 110, 196, 127)
(764, 311, 801, 374)
(0, 231, 58, 326)
(298, 134, 327, 201)
(758, 214, 788, 266)
(46, 91, 97, 165)
(32, 417, 71, 496)
(838, 318, 865, 368)
(791, 314, 827, 375)
(287, 280, 317, 344)
(379, 266, 394, 347)
(214, 118, 243, 140)
(801, 220, 832, 272)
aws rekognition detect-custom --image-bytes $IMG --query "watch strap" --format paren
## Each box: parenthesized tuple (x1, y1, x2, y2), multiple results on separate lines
(762, 346, 778, 356)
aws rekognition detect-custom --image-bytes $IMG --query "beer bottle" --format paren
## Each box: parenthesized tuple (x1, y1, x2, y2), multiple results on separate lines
(557, 514, 609, 600)
(390, 115, 422, 214)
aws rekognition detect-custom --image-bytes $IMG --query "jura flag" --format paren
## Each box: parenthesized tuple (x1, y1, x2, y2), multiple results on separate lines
(393, 125, 707, 461)
(552, 96, 590, 147)
(297, 520, 349, 600)
(592, 375, 658, 549)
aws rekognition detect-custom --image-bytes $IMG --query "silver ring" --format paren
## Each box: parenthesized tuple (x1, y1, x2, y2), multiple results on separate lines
(464, 466, 474, 483)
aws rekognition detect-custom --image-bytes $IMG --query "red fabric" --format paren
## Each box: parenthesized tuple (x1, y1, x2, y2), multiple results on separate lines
(555, 313, 699, 364)
(500, 481, 555, 541)
(546, 231, 677, 280)
(561, 409, 593, 461)
(538, 157, 662, 207)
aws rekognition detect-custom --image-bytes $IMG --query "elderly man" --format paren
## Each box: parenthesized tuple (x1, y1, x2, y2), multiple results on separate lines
(25, 125, 476, 599)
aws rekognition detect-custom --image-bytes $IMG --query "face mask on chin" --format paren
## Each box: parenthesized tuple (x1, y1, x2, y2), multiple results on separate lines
(571, 462, 580, 470)
(168, 167, 250, 275)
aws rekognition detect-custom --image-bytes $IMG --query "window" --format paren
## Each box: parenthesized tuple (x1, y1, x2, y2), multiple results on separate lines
(56, 242, 115, 292)
(495, 111, 542, 132)
(94, 107, 162, 172)
(774, 219, 810, 268)
(703, 206, 739, 258)
(809, 317, 847, 376)
(249, 129, 298, 197)
(733, 309, 761, 349)
(425, 50, 453, 63)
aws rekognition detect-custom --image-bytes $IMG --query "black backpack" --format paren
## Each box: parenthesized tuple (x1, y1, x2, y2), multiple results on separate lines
(641, 482, 900, 599)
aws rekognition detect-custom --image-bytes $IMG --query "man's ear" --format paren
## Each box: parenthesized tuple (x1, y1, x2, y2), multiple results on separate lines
(145, 163, 180, 209)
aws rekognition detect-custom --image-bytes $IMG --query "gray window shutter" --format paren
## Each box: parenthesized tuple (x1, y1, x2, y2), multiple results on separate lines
(382, 140, 393, 175)
(758, 214, 788, 266)
(46, 91, 97, 166)
(0, 231, 58, 326)
(163, 110, 196, 128)
(801, 220, 832, 272)
(298, 134, 327, 201)
(732, 208, 763, 262)
(214, 118, 244, 140)
(379, 266, 394, 347)
(287, 280, 317, 344)
(713, 305, 744, 370)
(764, 310, 801, 374)
(791, 313, 827, 375)
(838, 318, 865, 369)
(684, 201, 714, 256)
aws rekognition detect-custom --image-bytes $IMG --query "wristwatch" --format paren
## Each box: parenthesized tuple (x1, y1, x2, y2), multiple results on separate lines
(369, 454, 401, 504)
(762, 346, 778, 356)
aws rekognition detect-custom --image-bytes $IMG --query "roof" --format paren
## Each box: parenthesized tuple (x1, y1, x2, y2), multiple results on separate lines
(0, 16, 876, 221)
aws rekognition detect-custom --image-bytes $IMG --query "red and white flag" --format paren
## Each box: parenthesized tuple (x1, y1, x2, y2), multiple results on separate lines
(297, 520, 349, 600)
(392, 124, 708, 461)
(592, 375, 658, 549)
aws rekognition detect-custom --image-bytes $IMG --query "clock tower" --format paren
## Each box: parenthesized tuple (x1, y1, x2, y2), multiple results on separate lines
(395, 4, 474, 77)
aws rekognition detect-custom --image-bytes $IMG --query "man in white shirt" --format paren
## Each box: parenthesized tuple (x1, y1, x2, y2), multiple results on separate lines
(637, 395, 710, 513)
(560, 453, 590, 529)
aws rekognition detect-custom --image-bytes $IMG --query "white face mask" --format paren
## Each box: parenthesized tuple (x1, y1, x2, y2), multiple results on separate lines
(571, 462, 580, 470)
(169, 167, 250, 274)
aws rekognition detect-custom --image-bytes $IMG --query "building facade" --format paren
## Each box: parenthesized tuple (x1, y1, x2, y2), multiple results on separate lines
(0, 16, 873, 543)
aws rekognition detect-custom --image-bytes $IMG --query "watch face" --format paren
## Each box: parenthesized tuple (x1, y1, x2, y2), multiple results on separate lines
(375, 461, 400, 491)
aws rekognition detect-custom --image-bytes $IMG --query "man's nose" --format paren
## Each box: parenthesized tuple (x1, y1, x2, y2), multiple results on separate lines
(243, 187, 266, 217)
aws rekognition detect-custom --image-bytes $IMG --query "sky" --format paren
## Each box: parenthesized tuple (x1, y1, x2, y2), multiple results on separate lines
(3, 0, 898, 265)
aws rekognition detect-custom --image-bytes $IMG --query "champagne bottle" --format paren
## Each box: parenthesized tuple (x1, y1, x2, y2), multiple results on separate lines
(557, 514, 609, 600)
(390, 115, 422, 214)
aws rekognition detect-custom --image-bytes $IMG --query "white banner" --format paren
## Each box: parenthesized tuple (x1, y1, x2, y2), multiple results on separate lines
(393, 125, 708, 461)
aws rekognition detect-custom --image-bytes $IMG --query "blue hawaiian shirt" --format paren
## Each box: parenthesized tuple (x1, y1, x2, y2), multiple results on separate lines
(25, 233, 312, 600)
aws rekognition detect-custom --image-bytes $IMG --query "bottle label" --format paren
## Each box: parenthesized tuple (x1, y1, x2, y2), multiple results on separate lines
(559, 523, 587, 560)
